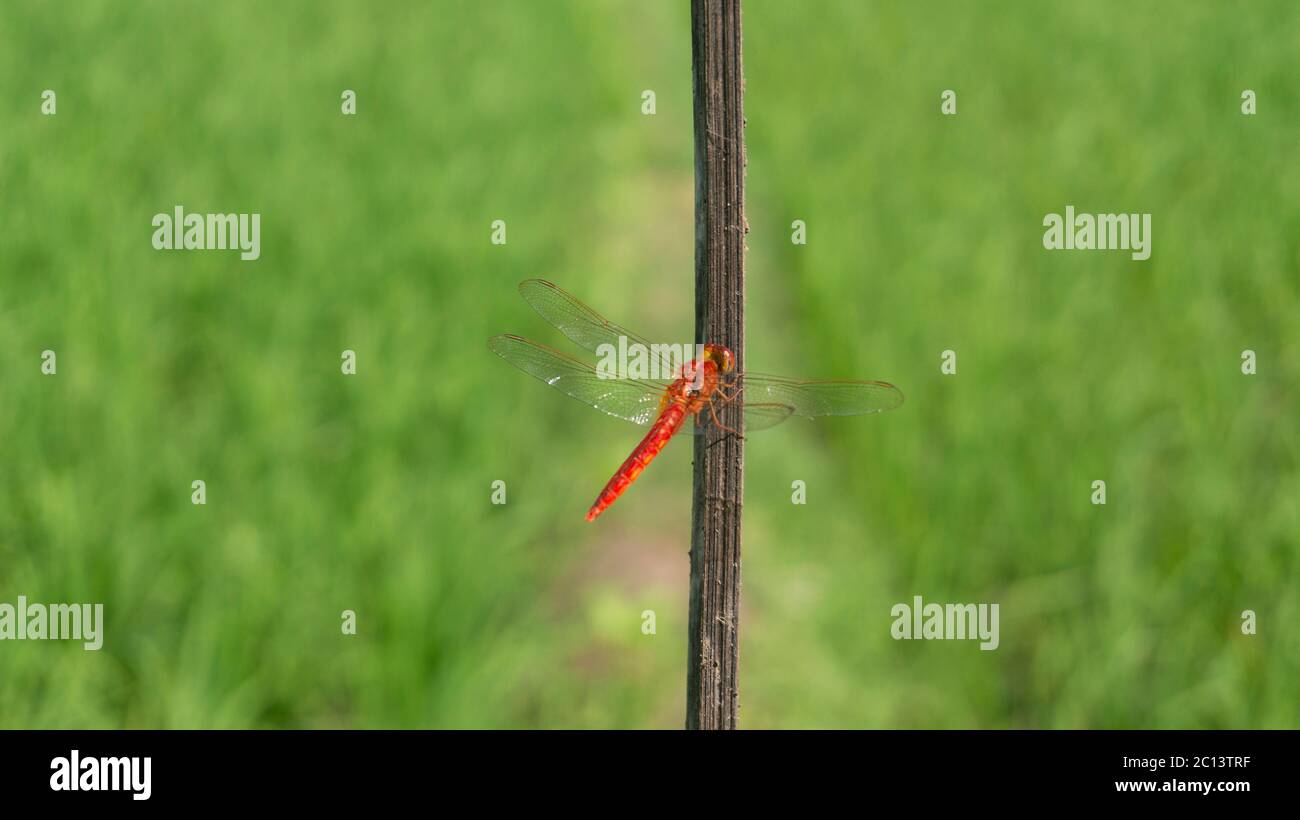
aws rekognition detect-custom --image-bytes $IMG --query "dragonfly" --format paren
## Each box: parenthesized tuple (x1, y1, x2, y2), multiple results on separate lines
(489, 280, 903, 521)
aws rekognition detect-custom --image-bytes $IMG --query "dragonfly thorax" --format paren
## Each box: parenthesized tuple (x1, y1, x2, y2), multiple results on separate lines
(678, 344, 734, 395)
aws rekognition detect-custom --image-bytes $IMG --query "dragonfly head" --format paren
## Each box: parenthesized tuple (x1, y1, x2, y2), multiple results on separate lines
(703, 344, 735, 374)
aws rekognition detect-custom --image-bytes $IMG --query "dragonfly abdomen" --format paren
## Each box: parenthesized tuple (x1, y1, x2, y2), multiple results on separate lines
(586, 402, 689, 521)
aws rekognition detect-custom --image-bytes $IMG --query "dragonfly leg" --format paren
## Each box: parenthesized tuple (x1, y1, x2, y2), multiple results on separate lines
(716, 384, 744, 403)
(698, 412, 729, 451)
(708, 401, 746, 441)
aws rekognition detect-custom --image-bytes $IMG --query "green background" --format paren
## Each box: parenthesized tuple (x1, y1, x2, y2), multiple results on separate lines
(1, 1, 1296, 728)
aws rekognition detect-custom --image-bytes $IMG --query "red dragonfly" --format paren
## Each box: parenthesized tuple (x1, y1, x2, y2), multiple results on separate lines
(490, 280, 903, 521)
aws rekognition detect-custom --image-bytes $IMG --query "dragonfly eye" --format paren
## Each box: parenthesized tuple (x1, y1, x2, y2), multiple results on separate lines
(705, 344, 735, 373)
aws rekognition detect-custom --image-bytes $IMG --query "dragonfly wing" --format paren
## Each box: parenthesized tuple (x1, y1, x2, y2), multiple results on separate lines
(489, 335, 668, 426)
(518, 279, 689, 377)
(738, 373, 904, 417)
(672, 401, 795, 436)
(743, 402, 797, 431)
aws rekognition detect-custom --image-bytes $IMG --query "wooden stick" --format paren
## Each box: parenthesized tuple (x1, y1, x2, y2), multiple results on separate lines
(687, 0, 745, 730)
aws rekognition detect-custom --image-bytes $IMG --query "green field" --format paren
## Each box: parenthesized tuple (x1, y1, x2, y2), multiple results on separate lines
(1, 0, 1296, 728)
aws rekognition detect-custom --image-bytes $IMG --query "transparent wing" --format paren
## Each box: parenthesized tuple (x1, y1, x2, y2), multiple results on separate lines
(489, 335, 670, 426)
(509, 280, 903, 425)
(735, 373, 904, 417)
(518, 279, 688, 378)
(742, 402, 797, 431)
(673, 401, 797, 437)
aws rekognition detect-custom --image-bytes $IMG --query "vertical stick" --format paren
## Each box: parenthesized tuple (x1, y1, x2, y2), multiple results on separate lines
(688, 0, 745, 730)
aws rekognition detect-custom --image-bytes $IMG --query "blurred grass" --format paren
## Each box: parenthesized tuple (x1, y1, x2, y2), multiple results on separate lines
(0, 0, 1295, 728)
